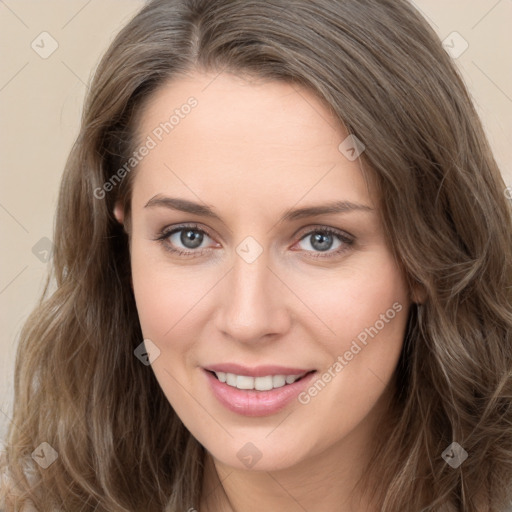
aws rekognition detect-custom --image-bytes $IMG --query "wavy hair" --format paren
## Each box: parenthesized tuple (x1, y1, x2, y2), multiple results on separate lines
(2, 0, 512, 510)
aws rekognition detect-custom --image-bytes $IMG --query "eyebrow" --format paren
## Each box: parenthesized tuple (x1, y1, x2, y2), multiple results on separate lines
(144, 195, 374, 223)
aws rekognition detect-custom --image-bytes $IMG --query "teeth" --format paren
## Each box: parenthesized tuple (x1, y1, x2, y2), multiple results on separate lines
(273, 375, 286, 388)
(213, 371, 307, 390)
(255, 376, 273, 391)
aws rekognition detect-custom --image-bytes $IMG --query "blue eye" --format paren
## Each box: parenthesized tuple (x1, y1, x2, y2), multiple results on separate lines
(295, 227, 354, 258)
(156, 223, 215, 258)
(155, 224, 354, 259)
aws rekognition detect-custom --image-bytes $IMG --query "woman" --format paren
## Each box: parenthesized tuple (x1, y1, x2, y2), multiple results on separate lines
(2, 0, 511, 510)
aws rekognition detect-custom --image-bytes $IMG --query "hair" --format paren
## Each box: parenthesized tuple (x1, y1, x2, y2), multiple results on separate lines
(2, 0, 512, 510)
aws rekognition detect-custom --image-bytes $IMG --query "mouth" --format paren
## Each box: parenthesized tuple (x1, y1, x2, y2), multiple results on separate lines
(203, 365, 318, 417)
(205, 369, 315, 391)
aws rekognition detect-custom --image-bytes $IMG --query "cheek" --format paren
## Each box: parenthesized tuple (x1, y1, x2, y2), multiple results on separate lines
(129, 244, 222, 364)
(290, 253, 409, 406)
(293, 255, 410, 424)
(289, 252, 409, 347)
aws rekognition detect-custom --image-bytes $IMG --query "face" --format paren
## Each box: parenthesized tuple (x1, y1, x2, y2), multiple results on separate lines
(115, 70, 412, 473)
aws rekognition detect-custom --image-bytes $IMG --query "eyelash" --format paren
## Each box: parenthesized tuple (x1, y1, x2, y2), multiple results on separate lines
(154, 223, 355, 259)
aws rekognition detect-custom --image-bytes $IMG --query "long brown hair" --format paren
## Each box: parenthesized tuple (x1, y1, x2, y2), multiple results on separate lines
(2, 0, 512, 510)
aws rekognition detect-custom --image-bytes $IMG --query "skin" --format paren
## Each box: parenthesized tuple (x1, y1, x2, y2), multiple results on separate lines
(114, 70, 417, 511)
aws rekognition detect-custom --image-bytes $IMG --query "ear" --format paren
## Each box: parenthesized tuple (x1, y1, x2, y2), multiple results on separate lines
(113, 201, 124, 225)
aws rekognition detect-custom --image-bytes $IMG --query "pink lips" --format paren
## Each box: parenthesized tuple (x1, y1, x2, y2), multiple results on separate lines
(203, 364, 316, 417)
(205, 363, 313, 377)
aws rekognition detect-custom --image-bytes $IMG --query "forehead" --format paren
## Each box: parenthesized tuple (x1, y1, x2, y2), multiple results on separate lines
(131, 70, 375, 213)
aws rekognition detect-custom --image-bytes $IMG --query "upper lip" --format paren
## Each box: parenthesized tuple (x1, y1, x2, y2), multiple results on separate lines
(204, 363, 315, 377)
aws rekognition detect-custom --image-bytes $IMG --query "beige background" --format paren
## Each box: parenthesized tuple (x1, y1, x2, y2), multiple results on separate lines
(1, 0, 511, 440)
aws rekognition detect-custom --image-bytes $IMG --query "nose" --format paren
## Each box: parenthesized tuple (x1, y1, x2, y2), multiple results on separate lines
(214, 249, 292, 344)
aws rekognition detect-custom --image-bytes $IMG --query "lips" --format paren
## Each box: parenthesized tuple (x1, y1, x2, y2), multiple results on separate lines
(204, 363, 314, 377)
(203, 363, 317, 416)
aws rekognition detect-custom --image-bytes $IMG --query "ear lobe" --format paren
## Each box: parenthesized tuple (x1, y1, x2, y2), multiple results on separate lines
(113, 202, 124, 225)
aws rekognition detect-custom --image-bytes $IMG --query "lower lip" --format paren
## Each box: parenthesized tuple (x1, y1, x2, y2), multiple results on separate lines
(204, 369, 317, 417)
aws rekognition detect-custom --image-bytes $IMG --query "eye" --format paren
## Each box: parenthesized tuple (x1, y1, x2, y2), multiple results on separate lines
(155, 223, 217, 257)
(155, 223, 354, 259)
(294, 227, 354, 258)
